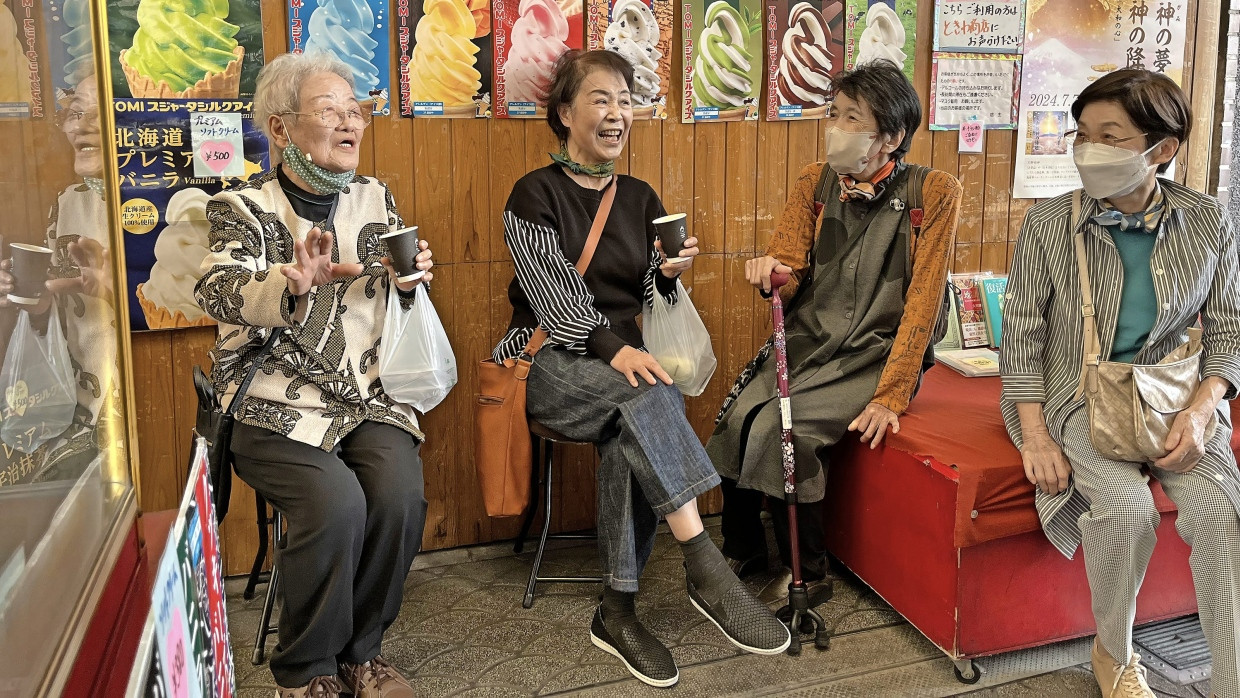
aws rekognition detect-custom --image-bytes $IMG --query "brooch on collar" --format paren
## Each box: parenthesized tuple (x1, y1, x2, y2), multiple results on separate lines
(890, 198, 906, 211)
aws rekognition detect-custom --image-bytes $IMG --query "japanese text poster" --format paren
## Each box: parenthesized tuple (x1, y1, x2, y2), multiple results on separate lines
(1, 0, 44, 118)
(930, 52, 1020, 129)
(764, 0, 844, 120)
(933, 0, 1023, 53)
(493, 0, 584, 118)
(114, 99, 270, 331)
(401, 0, 492, 117)
(290, 0, 392, 116)
(844, 0, 916, 82)
(109, 0, 265, 99)
(682, 0, 763, 122)
(1012, 0, 1187, 198)
(587, 0, 674, 119)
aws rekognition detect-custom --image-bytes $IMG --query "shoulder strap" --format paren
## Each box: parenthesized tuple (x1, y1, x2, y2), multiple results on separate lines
(1071, 189, 1104, 396)
(813, 162, 836, 205)
(521, 177, 618, 358)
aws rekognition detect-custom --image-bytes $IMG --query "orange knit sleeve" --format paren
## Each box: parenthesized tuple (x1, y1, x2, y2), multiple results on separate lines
(764, 162, 826, 302)
(870, 169, 963, 414)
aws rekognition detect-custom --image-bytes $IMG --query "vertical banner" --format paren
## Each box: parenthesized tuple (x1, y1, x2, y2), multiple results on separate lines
(682, 0, 763, 122)
(115, 100, 270, 331)
(587, 0, 674, 119)
(1012, 0, 1187, 198)
(844, 0, 915, 81)
(42, 0, 93, 106)
(292, 0, 393, 116)
(933, 0, 1023, 53)
(1, 0, 43, 118)
(764, 0, 843, 120)
(493, 0, 583, 118)
(929, 52, 1019, 129)
(405, 0, 492, 117)
(110, 0, 264, 99)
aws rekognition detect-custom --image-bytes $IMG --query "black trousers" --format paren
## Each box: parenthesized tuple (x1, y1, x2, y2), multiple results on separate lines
(231, 421, 427, 687)
(719, 478, 828, 581)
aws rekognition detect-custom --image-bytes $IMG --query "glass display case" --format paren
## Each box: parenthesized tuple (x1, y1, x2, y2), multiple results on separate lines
(0, 0, 140, 694)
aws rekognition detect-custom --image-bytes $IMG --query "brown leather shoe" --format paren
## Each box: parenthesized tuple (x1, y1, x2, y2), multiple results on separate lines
(275, 675, 343, 698)
(338, 656, 414, 698)
(1091, 638, 1155, 698)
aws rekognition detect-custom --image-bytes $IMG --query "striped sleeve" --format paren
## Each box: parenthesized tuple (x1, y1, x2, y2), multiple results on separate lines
(503, 210, 611, 356)
(999, 207, 1052, 403)
(1200, 207, 1240, 399)
(643, 245, 679, 309)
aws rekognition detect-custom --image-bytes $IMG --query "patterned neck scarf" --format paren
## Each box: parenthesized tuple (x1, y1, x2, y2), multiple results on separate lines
(1092, 186, 1166, 234)
(838, 159, 898, 203)
(84, 177, 105, 198)
(550, 144, 615, 178)
(282, 142, 355, 194)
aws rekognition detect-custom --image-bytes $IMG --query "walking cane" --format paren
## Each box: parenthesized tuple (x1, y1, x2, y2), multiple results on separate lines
(769, 271, 830, 655)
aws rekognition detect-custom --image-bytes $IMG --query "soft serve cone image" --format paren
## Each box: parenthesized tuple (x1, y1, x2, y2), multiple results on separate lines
(60, 0, 95, 91)
(136, 188, 215, 329)
(0, 3, 32, 105)
(854, 1, 906, 71)
(693, 0, 758, 120)
(604, 0, 662, 118)
(120, 0, 244, 99)
(776, 2, 837, 117)
(408, 0, 483, 116)
(505, 0, 572, 114)
(305, 0, 382, 106)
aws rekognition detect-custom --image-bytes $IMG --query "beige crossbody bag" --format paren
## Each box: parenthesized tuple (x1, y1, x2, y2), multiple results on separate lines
(1071, 189, 1216, 462)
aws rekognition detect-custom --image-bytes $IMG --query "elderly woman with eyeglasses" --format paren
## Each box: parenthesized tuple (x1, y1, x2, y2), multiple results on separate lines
(194, 51, 432, 698)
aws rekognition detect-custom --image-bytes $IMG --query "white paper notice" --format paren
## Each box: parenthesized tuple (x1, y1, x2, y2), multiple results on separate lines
(930, 52, 1020, 129)
(190, 112, 245, 178)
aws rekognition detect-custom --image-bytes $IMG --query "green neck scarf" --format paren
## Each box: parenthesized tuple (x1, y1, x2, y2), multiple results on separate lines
(84, 177, 105, 198)
(550, 144, 615, 178)
(282, 142, 355, 194)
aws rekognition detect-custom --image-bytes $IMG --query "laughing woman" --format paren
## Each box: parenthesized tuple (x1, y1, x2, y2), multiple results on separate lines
(492, 50, 789, 687)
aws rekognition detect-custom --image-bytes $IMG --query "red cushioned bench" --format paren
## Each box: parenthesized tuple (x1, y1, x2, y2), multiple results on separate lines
(822, 366, 1238, 682)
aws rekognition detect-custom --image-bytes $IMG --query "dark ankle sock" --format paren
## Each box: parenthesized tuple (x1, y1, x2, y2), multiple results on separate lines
(680, 531, 737, 604)
(601, 586, 638, 624)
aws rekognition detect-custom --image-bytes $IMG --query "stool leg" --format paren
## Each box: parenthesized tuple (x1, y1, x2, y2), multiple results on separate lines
(514, 437, 543, 554)
(252, 509, 283, 665)
(243, 493, 270, 600)
(523, 446, 555, 609)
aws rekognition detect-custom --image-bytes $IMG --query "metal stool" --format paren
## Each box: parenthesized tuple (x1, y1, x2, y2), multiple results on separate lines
(513, 420, 603, 608)
(243, 490, 284, 665)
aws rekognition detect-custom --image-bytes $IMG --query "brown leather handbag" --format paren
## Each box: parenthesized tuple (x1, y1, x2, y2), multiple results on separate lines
(474, 180, 616, 517)
(1071, 189, 1216, 462)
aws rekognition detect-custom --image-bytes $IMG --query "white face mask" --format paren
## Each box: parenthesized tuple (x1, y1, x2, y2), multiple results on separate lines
(1072, 140, 1163, 200)
(824, 127, 878, 175)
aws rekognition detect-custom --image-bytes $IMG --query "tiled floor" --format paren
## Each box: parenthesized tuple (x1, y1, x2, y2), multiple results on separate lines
(225, 518, 1213, 697)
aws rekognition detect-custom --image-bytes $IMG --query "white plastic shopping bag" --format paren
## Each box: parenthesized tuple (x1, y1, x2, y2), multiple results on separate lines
(378, 283, 457, 413)
(0, 305, 76, 453)
(642, 279, 716, 396)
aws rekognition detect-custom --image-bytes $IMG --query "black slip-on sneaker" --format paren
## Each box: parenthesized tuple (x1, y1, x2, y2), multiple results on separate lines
(687, 574, 792, 655)
(589, 606, 679, 688)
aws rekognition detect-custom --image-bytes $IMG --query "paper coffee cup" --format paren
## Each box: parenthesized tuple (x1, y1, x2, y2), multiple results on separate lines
(8, 243, 53, 305)
(379, 226, 425, 283)
(653, 213, 689, 262)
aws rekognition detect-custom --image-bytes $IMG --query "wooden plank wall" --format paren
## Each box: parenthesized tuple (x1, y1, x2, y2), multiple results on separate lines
(0, 0, 1224, 576)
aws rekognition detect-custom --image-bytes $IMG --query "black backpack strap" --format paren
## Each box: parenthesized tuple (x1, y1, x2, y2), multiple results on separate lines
(813, 162, 837, 206)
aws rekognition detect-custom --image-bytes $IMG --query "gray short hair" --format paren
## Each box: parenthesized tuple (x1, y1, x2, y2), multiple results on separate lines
(253, 51, 354, 154)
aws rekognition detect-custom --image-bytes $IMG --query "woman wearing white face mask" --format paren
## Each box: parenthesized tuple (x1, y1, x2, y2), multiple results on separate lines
(1001, 69, 1240, 698)
(708, 61, 963, 597)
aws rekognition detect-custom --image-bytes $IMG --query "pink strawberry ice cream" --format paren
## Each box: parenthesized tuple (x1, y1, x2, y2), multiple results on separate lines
(505, 0, 570, 105)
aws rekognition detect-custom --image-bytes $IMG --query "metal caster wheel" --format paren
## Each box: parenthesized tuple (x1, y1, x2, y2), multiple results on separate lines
(953, 659, 980, 684)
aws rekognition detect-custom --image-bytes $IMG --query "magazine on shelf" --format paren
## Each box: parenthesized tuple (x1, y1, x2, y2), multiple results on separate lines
(950, 272, 992, 348)
(979, 275, 1008, 347)
(936, 348, 1000, 377)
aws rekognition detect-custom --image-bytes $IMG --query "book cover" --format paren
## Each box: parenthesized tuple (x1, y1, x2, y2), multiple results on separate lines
(936, 348, 999, 377)
(950, 272, 990, 348)
(979, 275, 1007, 347)
(934, 286, 962, 352)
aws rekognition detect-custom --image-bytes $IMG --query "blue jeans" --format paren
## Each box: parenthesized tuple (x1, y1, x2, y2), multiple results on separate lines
(527, 347, 721, 592)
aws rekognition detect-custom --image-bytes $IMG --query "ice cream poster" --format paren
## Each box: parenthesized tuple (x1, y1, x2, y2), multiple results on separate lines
(844, 0, 916, 82)
(289, 0, 393, 116)
(1011, 0, 1186, 198)
(42, 0, 96, 110)
(113, 99, 270, 331)
(586, 0, 674, 119)
(682, 0, 763, 122)
(929, 52, 1019, 129)
(402, 0, 493, 117)
(1, 0, 43, 118)
(107, 0, 265, 100)
(493, 0, 585, 118)
(764, 0, 843, 120)
(933, 0, 1024, 53)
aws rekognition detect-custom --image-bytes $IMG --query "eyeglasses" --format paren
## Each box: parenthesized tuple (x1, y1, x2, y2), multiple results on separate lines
(1062, 130, 1148, 148)
(283, 104, 373, 128)
(54, 108, 95, 128)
